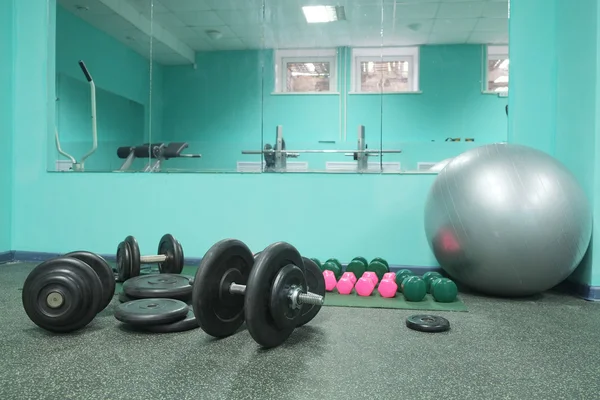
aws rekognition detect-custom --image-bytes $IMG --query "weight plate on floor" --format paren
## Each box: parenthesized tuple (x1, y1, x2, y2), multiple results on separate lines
(406, 315, 450, 333)
(22, 257, 102, 333)
(157, 234, 184, 274)
(123, 274, 193, 300)
(65, 251, 115, 313)
(192, 239, 254, 338)
(116, 241, 131, 282)
(118, 291, 135, 303)
(125, 236, 141, 278)
(142, 307, 199, 333)
(114, 298, 188, 326)
(246, 242, 304, 348)
(269, 264, 307, 330)
(296, 257, 325, 327)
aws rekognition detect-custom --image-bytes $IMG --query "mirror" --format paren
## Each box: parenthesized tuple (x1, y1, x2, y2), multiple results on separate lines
(51, 0, 154, 172)
(380, 1, 510, 172)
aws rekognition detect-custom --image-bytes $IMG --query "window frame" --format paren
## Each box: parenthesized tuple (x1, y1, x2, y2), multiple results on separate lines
(485, 45, 509, 95)
(274, 49, 338, 94)
(351, 47, 420, 94)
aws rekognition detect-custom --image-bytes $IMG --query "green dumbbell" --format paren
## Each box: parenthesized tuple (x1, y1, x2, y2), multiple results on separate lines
(310, 258, 323, 272)
(346, 258, 367, 279)
(323, 261, 342, 280)
(370, 257, 389, 269)
(325, 258, 343, 273)
(367, 261, 389, 281)
(352, 257, 369, 268)
(401, 276, 426, 302)
(395, 269, 415, 292)
(423, 271, 443, 293)
(432, 278, 458, 303)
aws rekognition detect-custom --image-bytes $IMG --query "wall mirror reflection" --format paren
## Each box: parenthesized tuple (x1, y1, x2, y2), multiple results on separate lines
(51, 0, 159, 172)
(251, 0, 509, 173)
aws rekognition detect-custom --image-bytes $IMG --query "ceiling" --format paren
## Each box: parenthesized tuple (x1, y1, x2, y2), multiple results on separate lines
(58, 0, 509, 65)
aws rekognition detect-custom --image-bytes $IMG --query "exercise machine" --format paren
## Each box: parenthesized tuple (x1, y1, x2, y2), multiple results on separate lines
(116, 142, 202, 172)
(55, 61, 97, 172)
(242, 125, 402, 172)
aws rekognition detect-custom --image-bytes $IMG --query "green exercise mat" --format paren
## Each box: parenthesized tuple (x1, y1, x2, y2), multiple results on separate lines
(323, 289, 467, 312)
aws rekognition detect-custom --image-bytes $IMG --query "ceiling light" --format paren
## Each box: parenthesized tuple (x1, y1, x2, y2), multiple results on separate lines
(494, 86, 509, 92)
(206, 30, 223, 40)
(494, 76, 509, 84)
(302, 5, 346, 23)
(499, 59, 509, 70)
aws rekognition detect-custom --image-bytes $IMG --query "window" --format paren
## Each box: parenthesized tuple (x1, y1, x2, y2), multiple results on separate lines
(274, 49, 337, 93)
(487, 45, 509, 93)
(351, 47, 420, 93)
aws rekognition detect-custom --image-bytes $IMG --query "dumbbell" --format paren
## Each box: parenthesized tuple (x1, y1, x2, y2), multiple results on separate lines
(336, 272, 357, 295)
(323, 258, 343, 279)
(355, 272, 378, 296)
(22, 251, 115, 333)
(116, 234, 184, 282)
(378, 272, 398, 298)
(323, 270, 337, 292)
(423, 271, 443, 293)
(192, 239, 325, 348)
(401, 276, 427, 302)
(431, 277, 458, 303)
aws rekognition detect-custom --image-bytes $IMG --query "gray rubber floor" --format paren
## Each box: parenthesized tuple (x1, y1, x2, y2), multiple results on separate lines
(3, 262, 600, 400)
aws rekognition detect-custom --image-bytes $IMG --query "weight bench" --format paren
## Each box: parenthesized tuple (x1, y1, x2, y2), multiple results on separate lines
(117, 142, 202, 172)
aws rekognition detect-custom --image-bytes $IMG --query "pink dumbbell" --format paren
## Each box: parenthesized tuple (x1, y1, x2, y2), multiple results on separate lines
(355, 276, 376, 297)
(383, 272, 396, 282)
(341, 272, 357, 285)
(378, 278, 398, 298)
(323, 270, 337, 292)
(336, 274, 355, 295)
(362, 272, 379, 287)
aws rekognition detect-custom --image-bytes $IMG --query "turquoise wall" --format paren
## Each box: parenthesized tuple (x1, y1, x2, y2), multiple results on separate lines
(0, 0, 14, 252)
(54, 5, 161, 171)
(162, 45, 507, 171)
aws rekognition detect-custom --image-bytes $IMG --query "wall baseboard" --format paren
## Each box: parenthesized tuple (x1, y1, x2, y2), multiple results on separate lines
(4, 251, 598, 301)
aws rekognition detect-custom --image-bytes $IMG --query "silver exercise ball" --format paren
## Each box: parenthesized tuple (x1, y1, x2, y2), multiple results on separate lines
(429, 157, 454, 172)
(424, 143, 592, 297)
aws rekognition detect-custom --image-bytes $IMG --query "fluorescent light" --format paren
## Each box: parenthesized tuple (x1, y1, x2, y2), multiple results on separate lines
(499, 59, 509, 70)
(305, 63, 316, 72)
(494, 75, 509, 84)
(302, 5, 344, 23)
(494, 86, 508, 92)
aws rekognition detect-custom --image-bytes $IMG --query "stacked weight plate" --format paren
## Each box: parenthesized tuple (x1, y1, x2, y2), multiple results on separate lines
(115, 274, 198, 333)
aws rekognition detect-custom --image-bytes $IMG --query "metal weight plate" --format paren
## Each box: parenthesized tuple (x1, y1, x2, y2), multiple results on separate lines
(296, 257, 325, 327)
(22, 258, 103, 333)
(157, 234, 184, 274)
(125, 236, 141, 278)
(406, 315, 450, 333)
(123, 274, 193, 301)
(114, 298, 189, 326)
(142, 307, 199, 333)
(118, 291, 135, 303)
(192, 239, 254, 338)
(65, 251, 115, 313)
(116, 241, 131, 282)
(245, 242, 304, 348)
(269, 264, 307, 330)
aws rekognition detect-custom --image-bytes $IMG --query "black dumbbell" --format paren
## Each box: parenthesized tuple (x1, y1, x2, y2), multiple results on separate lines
(22, 251, 115, 333)
(192, 239, 325, 348)
(116, 234, 184, 282)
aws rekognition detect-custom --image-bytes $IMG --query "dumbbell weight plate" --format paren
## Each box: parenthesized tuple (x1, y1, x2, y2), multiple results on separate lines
(192, 239, 254, 338)
(325, 258, 343, 272)
(142, 308, 199, 333)
(297, 257, 325, 327)
(269, 264, 307, 330)
(367, 261, 389, 281)
(65, 251, 115, 313)
(118, 291, 135, 303)
(246, 242, 305, 348)
(157, 234, 184, 274)
(125, 236, 141, 278)
(371, 257, 389, 269)
(406, 314, 450, 333)
(123, 274, 193, 301)
(114, 298, 189, 326)
(352, 257, 369, 268)
(22, 258, 103, 333)
(116, 241, 131, 282)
